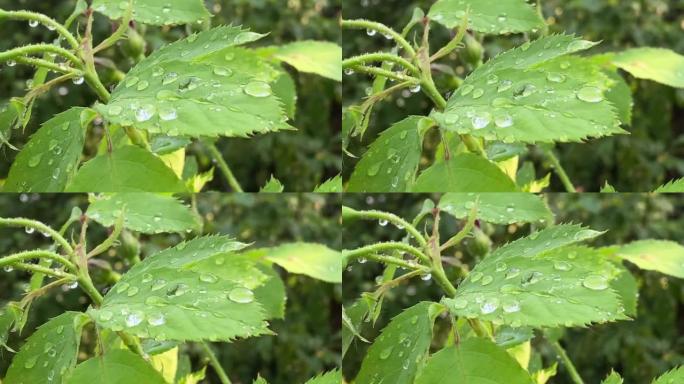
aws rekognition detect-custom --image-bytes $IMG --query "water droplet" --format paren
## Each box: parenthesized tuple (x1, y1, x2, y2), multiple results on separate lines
(409, 84, 421, 93)
(7, 60, 16, 67)
(497, 13, 507, 23)
(127, 287, 139, 296)
(494, 113, 513, 128)
(125, 311, 144, 327)
(228, 287, 254, 303)
(344, 68, 354, 76)
(546, 72, 566, 83)
(568, 40, 594, 52)
(116, 282, 130, 293)
(500, 284, 516, 293)
(451, 297, 468, 309)
(136, 80, 149, 91)
(495, 262, 507, 272)
(470, 271, 484, 282)
(152, 67, 165, 77)
(480, 298, 499, 314)
(147, 313, 166, 326)
(159, 106, 178, 121)
(125, 76, 139, 88)
(135, 104, 155, 122)
(460, 84, 474, 96)
(378, 219, 388, 226)
(199, 273, 218, 283)
(151, 279, 166, 291)
(577, 86, 603, 103)
(502, 299, 521, 313)
(162, 72, 179, 85)
(99, 310, 113, 321)
(213, 66, 233, 77)
(582, 274, 608, 290)
(472, 88, 484, 99)
(162, 4, 171, 13)
(505, 268, 521, 279)
(178, 76, 201, 92)
(379, 346, 393, 359)
(108, 105, 123, 116)
(24, 356, 37, 369)
(29, 20, 39, 28)
(367, 163, 380, 176)
(28, 154, 42, 168)
(66, 281, 78, 289)
(421, 273, 432, 281)
(497, 80, 512, 92)
(366, 29, 377, 36)
(56, 325, 64, 334)
(471, 113, 491, 129)
(244, 81, 272, 98)
(554, 261, 572, 271)
(481, 275, 494, 286)
(358, 257, 367, 264)
(3, 265, 13, 272)
(486, 74, 499, 85)
(521, 271, 543, 286)
(560, 61, 571, 69)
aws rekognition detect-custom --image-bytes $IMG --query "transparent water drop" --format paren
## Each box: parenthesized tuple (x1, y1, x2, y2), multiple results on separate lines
(486, 74, 499, 85)
(213, 66, 233, 77)
(29, 20, 39, 28)
(136, 80, 149, 91)
(497, 13, 507, 22)
(366, 29, 377, 36)
(28, 154, 42, 168)
(451, 297, 468, 309)
(125, 76, 139, 88)
(228, 287, 254, 303)
(66, 281, 78, 289)
(135, 104, 155, 122)
(147, 313, 165, 326)
(567, 40, 594, 52)
(159, 106, 178, 121)
(378, 219, 388, 226)
(421, 273, 432, 281)
(25, 226, 35, 234)
(560, 61, 571, 69)
(497, 80, 512, 92)
(577, 86, 603, 103)
(505, 268, 521, 279)
(409, 84, 421, 93)
(3, 265, 13, 272)
(471, 112, 491, 129)
(125, 311, 144, 327)
(499, 284, 516, 293)
(7, 60, 16, 67)
(199, 273, 218, 283)
(116, 282, 130, 293)
(152, 67, 165, 77)
(72, 76, 84, 85)
(494, 113, 513, 128)
(481, 275, 494, 286)
(470, 271, 484, 282)
(367, 163, 380, 176)
(546, 72, 566, 83)
(142, 273, 153, 283)
(480, 298, 499, 314)
(244, 81, 272, 97)
(99, 310, 113, 321)
(495, 262, 507, 272)
(472, 88, 484, 99)
(379, 346, 393, 359)
(344, 68, 354, 76)
(162, 72, 179, 85)
(582, 274, 608, 290)
(24, 356, 38, 369)
(162, 4, 171, 13)
(554, 261, 572, 271)
(460, 84, 474, 96)
(127, 287, 139, 297)
(502, 299, 521, 313)
(151, 279, 167, 291)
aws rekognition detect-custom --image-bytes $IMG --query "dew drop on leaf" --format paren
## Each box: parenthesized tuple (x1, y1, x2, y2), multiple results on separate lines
(162, 72, 179, 85)
(379, 346, 393, 359)
(7, 60, 16, 67)
(199, 273, 218, 283)
(367, 163, 380, 176)
(127, 287, 139, 297)
(159, 106, 178, 121)
(495, 262, 507, 272)
(228, 287, 254, 303)
(213, 66, 233, 77)
(147, 313, 166, 326)
(480, 298, 499, 314)
(99, 310, 113, 321)
(24, 356, 37, 369)
(502, 299, 521, 313)
(366, 29, 377, 36)
(125, 76, 140, 88)
(136, 80, 150, 91)
(582, 274, 608, 290)
(554, 261, 572, 271)
(24, 226, 35, 234)
(472, 88, 484, 99)
(29, 19, 39, 28)
(497, 80, 512, 92)
(28, 153, 42, 168)
(125, 311, 144, 327)
(470, 271, 484, 282)
(494, 113, 513, 128)
(546, 72, 566, 83)
(460, 84, 474, 96)
(151, 279, 167, 291)
(142, 273, 153, 283)
(115, 282, 130, 293)
(576, 86, 603, 103)
(497, 13, 507, 23)
(135, 104, 155, 122)
(481, 275, 494, 286)
(244, 81, 272, 98)
(409, 84, 421, 93)
(486, 74, 499, 85)
(471, 113, 491, 129)
(152, 67, 165, 77)
(108, 105, 123, 116)
(451, 297, 468, 309)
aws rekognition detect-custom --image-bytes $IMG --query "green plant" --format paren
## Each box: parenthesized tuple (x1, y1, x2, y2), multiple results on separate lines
(0, 193, 342, 383)
(0, 0, 342, 193)
(342, 0, 684, 193)
(342, 193, 684, 383)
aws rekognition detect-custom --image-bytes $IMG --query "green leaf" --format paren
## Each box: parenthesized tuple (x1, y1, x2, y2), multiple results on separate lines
(348, 116, 429, 192)
(612, 48, 684, 88)
(0, 100, 18, 147)
(415, 338, 535, 384)
(87, 193, 199, 234)
(66, 146, 187, 192)
(259, 176, 284, 193)
(314, 174, 342, 193)
(253, 375, 268, 384)
(66, 349, 166, 384)
(653, 178, 684, 193)
(89, 236, 274, 342)
(612, 264, 638, 317)
(271, 70, 297, 119)
(413, 153, 518, 192)
(304, 370, 342, 384)
(443, 225, 629, 328)
(601, 182, 618, 193)
(0, 303, 21, 350)
(428, 0, 544, 34)
(494, 325, 534, 348)
(97, 26, 292, 139)
(438, 193, 553, 225)
(4, 108, 97, 192)
(431, 36, 626, 144)
(267, 41, 342, 82)
(652, 366, 684, 384)
(603, 69, 633, 125)
(342, 299, 369, 357)
(253, 265, 287, 319)
(260, 243, 342, 283)
(355, 302, 445, 384)
(601, 370, 624, 384)
(616, 240, 684, 278)
(5, 312, 90, 384)
(92, 0, 210, 26)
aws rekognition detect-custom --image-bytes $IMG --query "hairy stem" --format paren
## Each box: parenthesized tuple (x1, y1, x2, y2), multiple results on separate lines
(551, 341, 585, 384)
(0, 9, 80, 49)
(10, 263, 76, 279)
(544, 148, 577, 192)
(343, 52, 419, 75)
(343, 242, 431, 266)
(0, 250, 77, 272)
(342, 207, 427, 247)
(341, 19, 416, 58)
(0, 217, 74, 256)
(0, 44, 82, 68)
(14, 56, 81, 75)
(203, 140, 244, 192)
(201, 342, 232, 384)
(347, 65, 419, 83)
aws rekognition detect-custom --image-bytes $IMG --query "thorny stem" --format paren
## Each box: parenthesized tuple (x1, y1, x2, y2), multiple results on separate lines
(201, 342, 232, 384)
(0, 44, 82, 68)
(343, 53, 420, 75)
(0, 217, 74, 256)
(203, 140, 244, 192)
(544, 148, 577, 192)
(341, 19, 417, 58)
(11, 263, 76, 279)
(347, 65, 419, 83)
(0, 9, 80, 50)
(343, 242, 431, 266)
(14, 56, 81, 75)
(0, 250, 77, 272)
(551, 341, 585, 384)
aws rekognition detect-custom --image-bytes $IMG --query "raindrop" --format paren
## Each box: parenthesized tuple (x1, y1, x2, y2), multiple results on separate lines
(568, 40, 594, 52)
(147, 313, 166, 326)
(460, 84, 474, 96)
(152, 279, 167, 291)
(29, 20, 39, 28)
(546, 72, 566, 83)
(494, 113, 513, 128)
(486, 74, 499, 85)
(228, 287, 254, 303)
(497, 80, 512, 92)
(28, 154, 42, 168)
(162, 4, 171, 13)
(99, 310, 113, 321)
(7, 60, 16, 67)
(66, 281, 78, 289)
(213, 66, 233, 77)
(24, 356, 37, 369)
(136, 80, 149, 91)
(470, 271, 484, 282)
(115, 282, 130, 293)
(471, 112, 491, 129)
(497, 13, 507, 22)
(244, 81, 272, 98)
(135, 104, 155, 122)
(554, 261, 572, 271)
(142, 273, 153, 283)
(152, 67, 165, 77)
(125, 76, 139, 88)
(521, 271, 543, 286)
(472, 88, 484, 99)
(560, 61, 570, 69)
(344, 68, 354, 76)
(491, 97, 512, 108)
(125, 311, 144, 327)
(72, 76, 84, 85)
(451, 297, 468, 309)
(162, 72, 179, 85)
(367, 163, 380, 176)
(582, 274, 608, 290)
(127, 287, 139, 297)
(379, 346, 393, 359)
(481, 275, 494, 286)
(378, 219, 388, 226)
(505, 268, 521, 279)
(502, 299, 521, 313)
(3, 266, 13, 272)
(576, 86, 603, 103)
(366, 29, 377, 36)
(480, 298, 499, 314)
(495, 262, 507, 272)
(358, 257, 367, 264)
(200, 273, 218, 283)
(409, 84, 421, 93)
(159, 107, 178, 121)
(25, 227, 35, 234)
(421, 273, 432, 281)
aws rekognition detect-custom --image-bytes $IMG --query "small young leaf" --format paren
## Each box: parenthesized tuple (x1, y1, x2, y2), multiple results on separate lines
(304, 370, 342, 384)
(348, 116, 430, 192)
(612, 48, 684, 88)
(0, 100, 18, 147)
(261, 243, 342, 283)
(601, 182, 618, 193)
(444, 225, 628, 328)
(432, 36, 626, 144)
(253, 376, 269, 384)
(271, 70, 298, 119)
(342, 299, 370, 357)
(428, 0, 544, 34)
(5, 312, 90, 384)
(0, 303, 22, 350)
(149, 347, 178, 383)
(266, 41, 343, 82)
(89, 236, 274, 342)
(653, 178, 684, 193)
(87, 193, 199, 234)
(438, 193, 553, 224)
(413, 153, 518, 192)
(616, 240, 684, 278)
(98, 26, 292, 139)
(253, 265, 287, 319)
(611, 264, 638, 317)
(603, 69, 633, 125)
(355, 302, 445, 384)
(314, 174, 342, 193)
(260, 176, 285, 193)
(92, 0, 210, 26)
(4, 108, 97, 192)
(601, 370, 624, 384)
(66, 146, 187, 192)
(66, 349, 166, 384)
(652, 366, 684, 384)
(415, 338, 535, 384)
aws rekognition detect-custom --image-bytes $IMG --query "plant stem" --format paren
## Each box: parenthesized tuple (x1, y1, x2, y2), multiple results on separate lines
(201, 341, 232, 384)
(347, 65, 419, 83)
(10, 263, 76, 279)
(203, 140, 244, 192)
(0, 44, 82, 68)
(341, 19, 416, 58)
(0, 250, 77, 272)
(94, 4, 132, 53)
(342, 208, 427, 247)
(543, 148, 576, 192)
(14, 56, 81, 75)
(551, 341, 585, 384)
(0, 9, 80, 50)
(440, 204, 478, 251)
(343, 53, 419, 75)
(343, 242, 431, 267)
(430, 12, 468, 62)
(0, 218, 74, 256)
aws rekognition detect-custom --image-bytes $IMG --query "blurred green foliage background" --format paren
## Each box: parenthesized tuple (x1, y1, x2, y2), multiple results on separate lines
(342, 0, 684, 192)
(0, 0, 341, 191)
(0, 193, 341, 384)
(343, 193, 684, 383)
